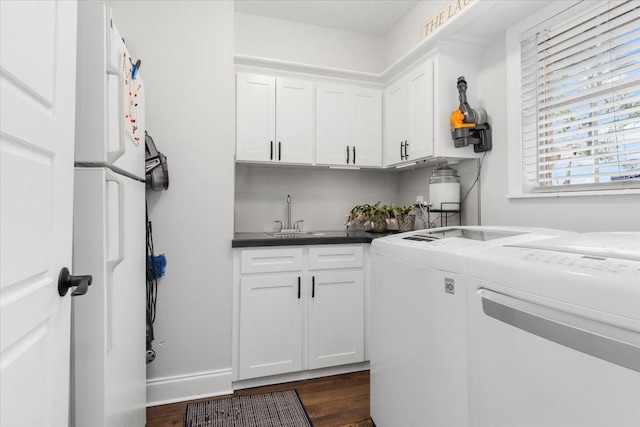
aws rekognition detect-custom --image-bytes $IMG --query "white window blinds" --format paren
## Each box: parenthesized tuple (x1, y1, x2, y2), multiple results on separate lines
(520, 0, 640, 191)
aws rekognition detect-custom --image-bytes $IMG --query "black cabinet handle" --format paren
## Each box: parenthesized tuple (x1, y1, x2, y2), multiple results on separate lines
(278, 141, 282, 161)
(346, 145, 350, 164)
(270, 141, 273, 160)
(297, 276, 301, 299)
(312, 276, 315, 298)
(353, 146, 356, 164)
(404, 140, 409, 159)
(58, 267, 92, 297)
(400, 141, 404, 160)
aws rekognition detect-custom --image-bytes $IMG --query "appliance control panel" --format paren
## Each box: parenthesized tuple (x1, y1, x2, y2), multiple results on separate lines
(518, 249, 637, 274)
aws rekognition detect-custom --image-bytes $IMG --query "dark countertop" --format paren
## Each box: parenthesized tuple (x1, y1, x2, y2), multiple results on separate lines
(232, 230, 395, 248)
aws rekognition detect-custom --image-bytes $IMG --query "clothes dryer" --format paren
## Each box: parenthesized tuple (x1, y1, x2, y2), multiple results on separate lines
(369, 226, 570, 427)
(467, 232, 640, 427)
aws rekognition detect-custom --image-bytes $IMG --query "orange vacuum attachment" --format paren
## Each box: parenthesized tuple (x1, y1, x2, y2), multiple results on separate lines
(450, 76, 492, 152)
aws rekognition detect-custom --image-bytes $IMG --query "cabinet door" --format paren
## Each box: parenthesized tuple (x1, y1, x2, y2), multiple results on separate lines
(276, 77, 314, 164)
(236, 73, 276, 162)
(308, 271, 364, 369)
(239, 274, 303, 379)
(315, 83, 350, 166)
(406, 60, 434, 160)
(383, 80, 406, 166)
(351, 87, 382, 167)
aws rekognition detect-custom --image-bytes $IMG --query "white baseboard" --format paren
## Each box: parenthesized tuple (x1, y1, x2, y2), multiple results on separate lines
(146, 368, 233, 407)
(232, 362, 370, 390)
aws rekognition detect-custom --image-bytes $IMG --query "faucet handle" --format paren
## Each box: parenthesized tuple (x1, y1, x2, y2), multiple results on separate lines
(294, 220, 304, 230)
(274, 220, 284, 231)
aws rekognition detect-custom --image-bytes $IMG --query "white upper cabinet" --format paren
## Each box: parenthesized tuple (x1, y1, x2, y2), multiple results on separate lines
(236, 73, 314, 164)
(384, 60, 434, 166)
(383, 48, 480, 167)
(316, 83, 382, 167)
(350, 87, 382, 167)
(383, 80, 407, 165)
(236, 73, 276, 162)
(276, 78, 314, 163)
(406, 62, 434, 161)
(237, 45, 479, 169)
(315, 83, 350, 165)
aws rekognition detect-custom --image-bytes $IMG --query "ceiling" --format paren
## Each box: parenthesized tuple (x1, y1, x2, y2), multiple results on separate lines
(233, 0, 420, 36)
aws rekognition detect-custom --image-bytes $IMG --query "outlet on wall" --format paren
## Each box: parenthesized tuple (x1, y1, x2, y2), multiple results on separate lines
(416, 195, 424, 203)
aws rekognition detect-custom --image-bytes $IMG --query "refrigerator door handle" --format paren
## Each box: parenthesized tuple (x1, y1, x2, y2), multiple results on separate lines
(106, 62, 126, 164)
(105, 169, 125, 270)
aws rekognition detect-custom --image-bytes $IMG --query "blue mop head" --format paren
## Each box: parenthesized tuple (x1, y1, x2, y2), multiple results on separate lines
(147, 254, 166, 279)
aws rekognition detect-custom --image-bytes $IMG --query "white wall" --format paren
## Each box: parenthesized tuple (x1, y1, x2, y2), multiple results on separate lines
(109, 0, 236, 402)
(476, 32, 640, 232)
(235, 165, 401, 232)
(235, 12, 384, 73)
(383, 0, 446, 68)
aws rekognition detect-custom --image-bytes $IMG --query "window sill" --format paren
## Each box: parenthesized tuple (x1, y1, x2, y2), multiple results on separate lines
(506, 188, 640, 199)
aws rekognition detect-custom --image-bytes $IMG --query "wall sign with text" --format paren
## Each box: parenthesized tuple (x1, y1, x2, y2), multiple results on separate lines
(420, 0, 477, 41)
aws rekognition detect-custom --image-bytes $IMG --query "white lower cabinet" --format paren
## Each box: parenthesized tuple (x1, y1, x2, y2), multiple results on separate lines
(308, 270, 364, 369)
(239, 274, 303, 379)
(234, 245, 366, 381)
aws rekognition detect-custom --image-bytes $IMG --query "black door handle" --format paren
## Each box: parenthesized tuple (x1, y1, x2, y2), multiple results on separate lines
(278, 141, 282, 161)
(346, 145, 350, 164)
(353, 146, 356, 164)
(404, 140, 409, 159)
(400, 141, 405, 160)
(312, 276, 315, 298)
(58, 267, 92, 297)
(270, 141, 273, 160)
(297, 276, 301, 299)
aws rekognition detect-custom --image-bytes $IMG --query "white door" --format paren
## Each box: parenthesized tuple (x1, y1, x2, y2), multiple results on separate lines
(0, 1, 78, 426)
(236, 73, 276, 162)
(276, 77, 314, 164)
(239, 274, 303, 379)
(308, 271, 364, 369)
(383, 80, 406, 166)
(350, 87, 382, 167)
(315, 82, 350, 166)
(406, 60, 434, 160)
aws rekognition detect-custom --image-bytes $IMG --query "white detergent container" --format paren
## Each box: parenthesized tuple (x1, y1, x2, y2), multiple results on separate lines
(429, 165, 460, 210)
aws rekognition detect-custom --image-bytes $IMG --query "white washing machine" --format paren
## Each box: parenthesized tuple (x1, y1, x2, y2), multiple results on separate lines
(467, 232, 640, 427)
(369, 226, 571, 427)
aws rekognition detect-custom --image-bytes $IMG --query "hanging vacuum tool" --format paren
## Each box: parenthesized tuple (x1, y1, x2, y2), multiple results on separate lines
(450, 76, 492, 152)
(145, 131, 169, 190)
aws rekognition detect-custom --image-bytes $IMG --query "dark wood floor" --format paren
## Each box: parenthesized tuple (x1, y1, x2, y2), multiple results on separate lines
(146, 370, 373, 427)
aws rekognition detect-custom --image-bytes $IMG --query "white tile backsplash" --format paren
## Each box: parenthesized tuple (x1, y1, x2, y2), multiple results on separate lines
(234, 164, 402, 232)
(234, 161, 479, 233)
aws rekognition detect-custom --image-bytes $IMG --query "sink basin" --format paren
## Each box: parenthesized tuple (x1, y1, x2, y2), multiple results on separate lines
(265, 231, 325, 237)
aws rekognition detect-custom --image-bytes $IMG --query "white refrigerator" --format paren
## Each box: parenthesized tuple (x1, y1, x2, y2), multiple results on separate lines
(72, 2, 146, 426)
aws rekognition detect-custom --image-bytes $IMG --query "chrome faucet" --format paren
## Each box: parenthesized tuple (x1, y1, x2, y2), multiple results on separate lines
(274, 194, 303, 232)
(287, 194, 292, 229)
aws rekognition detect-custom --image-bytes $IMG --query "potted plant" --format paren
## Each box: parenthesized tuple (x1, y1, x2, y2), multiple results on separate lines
(346, 203, 372, 231)
(368, 202, 391, 233)
(394, 204, 417, 232)
(385, 203, 401, 231)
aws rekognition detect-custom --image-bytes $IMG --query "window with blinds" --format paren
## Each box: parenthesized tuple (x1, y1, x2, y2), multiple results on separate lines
(520, 0, 640, 191)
